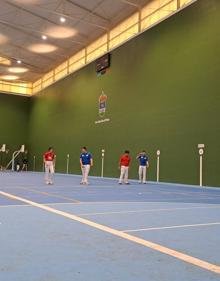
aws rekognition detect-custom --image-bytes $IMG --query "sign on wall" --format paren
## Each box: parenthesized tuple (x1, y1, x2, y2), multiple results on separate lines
(95, 90, 110, 124)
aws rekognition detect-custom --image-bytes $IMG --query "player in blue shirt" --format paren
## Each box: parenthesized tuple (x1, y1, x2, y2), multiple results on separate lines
(80, 147, 93, 185)
(136, 150, 149, 184)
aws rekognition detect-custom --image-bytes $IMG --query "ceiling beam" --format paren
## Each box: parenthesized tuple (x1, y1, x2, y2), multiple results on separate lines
(117, 0, 140, 8)
(65, 0, 109, 22)
(31, 2, 109, 31)
(6, 0, 108, 31)
(0, 18, 86, 47)
(0, 40, 55, 64)
(5, 0, 59, 26)
(0, 22, 73, 74)
(0, 51, 50, 72)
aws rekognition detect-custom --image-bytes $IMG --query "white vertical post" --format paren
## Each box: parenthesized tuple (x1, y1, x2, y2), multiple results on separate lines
(199, 154, 203, 187)
(66, 154, 70, 174)
(198, 144, 205, 187)
(101, 149, 105, 178)
(156, 150, 161, 182)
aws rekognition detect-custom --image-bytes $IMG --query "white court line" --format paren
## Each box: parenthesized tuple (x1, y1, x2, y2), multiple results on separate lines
(79, 205, 220, 216)
(1, 203, 220, 215)
(0, 202, 142, 208)
(0, 204, 31, 208)
(0, 201, 152, 207)
(0, 190, 220, 275)
(123, 222, 220, 233)
(3, 170, 220, 191)
(49, 201, 154, 205)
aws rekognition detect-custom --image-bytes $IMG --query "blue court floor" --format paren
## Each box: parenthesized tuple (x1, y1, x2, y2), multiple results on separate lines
(0, 172, 220, 281)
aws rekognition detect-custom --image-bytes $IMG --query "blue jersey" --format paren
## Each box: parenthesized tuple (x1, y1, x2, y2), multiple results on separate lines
(138, 155, 148, 166)
(80, 153, 92, 165)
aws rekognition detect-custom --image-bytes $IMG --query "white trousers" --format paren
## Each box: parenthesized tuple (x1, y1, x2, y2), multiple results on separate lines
(139, 165, 147, 183)
(45, 161, 54, 183)
(81, 164, 91, 183)
(119, 166, 129, 183)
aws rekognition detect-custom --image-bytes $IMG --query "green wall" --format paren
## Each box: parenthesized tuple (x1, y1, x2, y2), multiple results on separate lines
(0, 93, 30, 167)
(5, 0, 220, 186)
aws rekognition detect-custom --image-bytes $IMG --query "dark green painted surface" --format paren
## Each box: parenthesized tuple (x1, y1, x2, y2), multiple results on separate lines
(2, 0, 220, 186)
(0, 93, 30, 167)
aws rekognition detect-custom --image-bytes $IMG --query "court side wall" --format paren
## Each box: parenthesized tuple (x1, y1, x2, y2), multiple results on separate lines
(28, 0, 220, 186)
(0, 93, 30, 165)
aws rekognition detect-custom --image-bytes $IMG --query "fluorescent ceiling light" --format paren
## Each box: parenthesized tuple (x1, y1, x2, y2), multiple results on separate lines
(28, 43, 57, 53)
(41, 35, 47, 40)
(9, 67, 28, 73)
(60, 17, 66, 23)
(0, 75, 19, 80)
(46, 26, 77, 39)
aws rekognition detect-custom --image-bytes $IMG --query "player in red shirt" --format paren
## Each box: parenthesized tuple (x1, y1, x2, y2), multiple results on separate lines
(43, 147, 55, 185)
(118, 150, 131, 184)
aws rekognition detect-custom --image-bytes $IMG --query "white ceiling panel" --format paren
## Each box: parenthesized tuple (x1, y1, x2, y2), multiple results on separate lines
(0, 0, 151, 82)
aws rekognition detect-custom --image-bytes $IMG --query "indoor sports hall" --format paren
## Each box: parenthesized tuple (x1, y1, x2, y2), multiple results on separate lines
(0, 0, 220, 281)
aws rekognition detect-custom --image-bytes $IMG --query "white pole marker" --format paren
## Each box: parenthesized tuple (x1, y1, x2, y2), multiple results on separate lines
(156, 150, 160, 182)
(101, 149, 105, 178)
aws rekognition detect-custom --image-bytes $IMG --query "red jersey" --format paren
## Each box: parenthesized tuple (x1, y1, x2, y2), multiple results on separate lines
(120, 154, 131, 167)
(44, 151, 55, 161)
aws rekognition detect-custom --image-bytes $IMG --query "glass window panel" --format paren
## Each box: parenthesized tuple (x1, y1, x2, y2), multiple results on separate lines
(55, 69, 67, 81)
(0, 81, 32, 95)
(69, 49, 85, 65)
(87, 44, 108, 62)
(141, 0, 177, 31)
(180, 0, 193, 6)
(69, 60, 85, 73)
(109, 24, 138, 49)
(55, 62, 68, 74)
(110, 13, 139, 40)
(87, 35, 107, 54)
